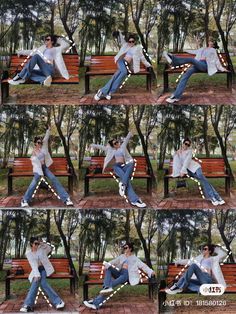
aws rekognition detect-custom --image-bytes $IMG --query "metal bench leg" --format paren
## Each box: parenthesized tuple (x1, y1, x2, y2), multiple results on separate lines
(158, 291, 167, 311)
(1, 82, 9, 104)
(68, 176, 73, 193)
(85, 75, 90, 94)
(83, 284, 88, 300)
(146, 74, 151, 92)
(163, 72, 169, 93)
(227, 72, 233, 91)
(84, 177, 89, 196)
(8, 176, 13, 196)
(5, 278, 10, 299)
(164, 177, 169, 198)
(225, 177, 230, 196)
(147, 178, 152, 195)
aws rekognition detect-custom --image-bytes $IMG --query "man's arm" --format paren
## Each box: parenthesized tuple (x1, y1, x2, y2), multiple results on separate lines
(121, 132, 133, 148)
(137, 259, 155, 277)
(180, 150, 193, 175)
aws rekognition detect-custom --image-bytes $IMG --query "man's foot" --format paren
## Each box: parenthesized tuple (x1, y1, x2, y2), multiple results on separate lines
(100, 287, 113, 295)
(218, 199, 225, 205)
(94, 89, 103, 101)
(166, 97, 180, 104)
(131, 200, 147, 208)
(43, 75, 52, 86)
(105, 93, 112, 100)
(21, 199, 29, 208)
(65, 198, 74, 206)
(8, 74, 25, 85)
(83, 301, 97, 310)
(162, 51, 173, 65)
(165, 283, 183, 295)
(211, 198, 219, 206)
(119, 182, 125, 197)
(19, 305, 34, 312)
(56, 301, 65, 309)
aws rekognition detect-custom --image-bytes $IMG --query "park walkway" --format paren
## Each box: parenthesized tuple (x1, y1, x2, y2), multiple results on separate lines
(3, 86, 236, 106)
(0, 194, 235, 210)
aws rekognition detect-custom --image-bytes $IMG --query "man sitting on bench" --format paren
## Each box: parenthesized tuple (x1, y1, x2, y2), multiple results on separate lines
(8, 35, 70, 87)
(163, 38, 228, 103)
(165, 244, 227, 294)
(21, 126, 73, 208)
(83, 242, 155, 310)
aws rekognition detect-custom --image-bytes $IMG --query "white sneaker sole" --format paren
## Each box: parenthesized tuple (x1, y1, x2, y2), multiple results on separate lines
(43, 76, 52, 86)
(8, 79, 25, 85)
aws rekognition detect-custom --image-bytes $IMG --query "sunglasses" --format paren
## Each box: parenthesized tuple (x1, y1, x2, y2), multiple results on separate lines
(123, 246, 129, 250)
(36, 141, 42, 144)
(128, 40, 135, 43)
(45, 38, 51, 41)
(113, 141, 119, 145)
(203, 247, 209, 251)
(34, 242, 39, 245)
(184, 142, 190, 147)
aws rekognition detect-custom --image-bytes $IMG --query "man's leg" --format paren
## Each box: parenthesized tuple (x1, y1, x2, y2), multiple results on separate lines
(171, 56, 207, 71)
(100, 68, 122, 96)
(43, 167, 70, 203)
(19, 54, 54, 83)
(173, 66, 198, 99)
(176, 263, 212, 291)
(23, 278, 40, 307)
(23, 173, 41, 203)
(108, 60, 128, 94)
(191, 168, 222, 201)
(40, 270, 62, 306)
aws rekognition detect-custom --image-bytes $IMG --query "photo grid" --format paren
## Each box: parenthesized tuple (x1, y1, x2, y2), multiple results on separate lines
(0, 1, 236, 314)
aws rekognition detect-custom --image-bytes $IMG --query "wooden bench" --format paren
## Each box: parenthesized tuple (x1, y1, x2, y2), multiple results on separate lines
(163, 52, 232, 92)
(158, 263, 236, 310)
(85, 55, 152, 94)
(164, 158, 230, 198)
(8, 157, 73, 195)
(84, 156, 152, 196)
(5, 258, 76, 299)
(1, 54, 79, 102)
(83, 261, 155, 301)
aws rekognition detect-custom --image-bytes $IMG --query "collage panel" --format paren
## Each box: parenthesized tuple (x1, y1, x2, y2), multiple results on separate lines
(1, 0, 236, 313)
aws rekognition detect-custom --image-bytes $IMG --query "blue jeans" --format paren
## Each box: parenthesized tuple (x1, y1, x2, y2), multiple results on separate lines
(187, 168, 222, 201)
(19, 54, 54, 84)
(93, 267, 129, 309)
(100, 59, 128, 96)
(176, 263, 213, 292)
(113, 162, 139, 203)
(171, 55, 207, 99)
(23, 165, 69, 203)
(24, 266, 62, 307)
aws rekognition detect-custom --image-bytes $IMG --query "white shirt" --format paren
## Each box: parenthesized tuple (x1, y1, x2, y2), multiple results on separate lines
(172, 149, 201, 177)
(104, 254, 153, 286)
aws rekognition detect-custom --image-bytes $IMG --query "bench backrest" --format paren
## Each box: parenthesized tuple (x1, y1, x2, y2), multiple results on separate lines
(9, 54, 79, 80)
(10, 157, 69, 174)
(86, 261, 149, 283)
(10, 258, 71, 275)
(165, 264, 236, 291)
(168, 158, 226, 175)
(88, 55, 147, 71)
(88, 156, 149, 174)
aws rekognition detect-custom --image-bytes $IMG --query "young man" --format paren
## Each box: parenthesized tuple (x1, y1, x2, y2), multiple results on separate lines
(83, 242, 155, 310)
(9, 35, 70, 86)
(165, 244, 227, 294)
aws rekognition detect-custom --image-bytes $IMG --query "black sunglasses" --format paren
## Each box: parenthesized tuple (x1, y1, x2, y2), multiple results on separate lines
(184, 142, 190, 147)
(34, 242, 40, 245)
(128, 40, 135, 43)
(113, 141, 119, 145)
(36, 141, 42, 144)
(45, 38, 51, 41)
(203, 247, 209, 251)
(123, 246, 129, 249)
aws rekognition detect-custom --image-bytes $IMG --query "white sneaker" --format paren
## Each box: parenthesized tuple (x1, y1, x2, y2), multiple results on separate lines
(131, 200, 147, 208)
(100, 287, 113, 295)
(21, 200, 29, 208)
(218, 199, 225, 205)
(65, 198, 74, 206)
(105, 94, 112, 100)
(8, 74, 25, 85)
(162, 51, 173, 64)
(166, 97, 180, 104)
(119, 182, 125, 197)
(211, 198, 219, 206)
(165, 283, 183, 295)
(56, 300, 65, 309)
(94, 89, 103, 101)
(83, 301, 97, 310)
(43, 75, 52, 86)
(19, 306, 28, 313)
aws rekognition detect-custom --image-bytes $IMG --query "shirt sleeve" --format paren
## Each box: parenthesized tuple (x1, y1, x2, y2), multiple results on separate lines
(212, 246, 227, 262)
(121, 132, 133, 148)
(56, 37, 71, 52)
(105, 256, 121, 269)
(137, 258, 154, 277)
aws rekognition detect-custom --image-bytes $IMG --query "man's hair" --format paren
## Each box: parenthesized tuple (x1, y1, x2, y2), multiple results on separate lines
(127, 34, 137, 42)
(34, 136, 43, 144)
(124, 242, 134, 252)
(45, 34, 57, 46)
(183, 138, 191, 145)
(204, 244, 215, 255)
(29, 237, 39, 246)
(108, 139, 116, 148)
